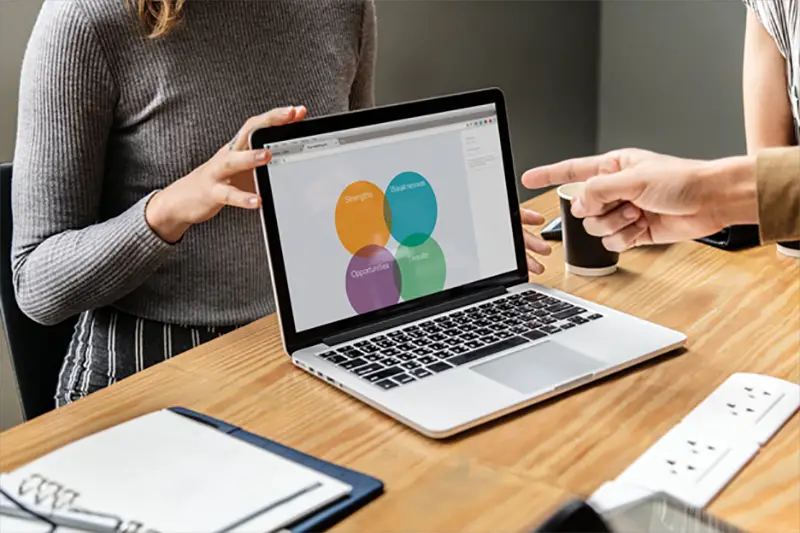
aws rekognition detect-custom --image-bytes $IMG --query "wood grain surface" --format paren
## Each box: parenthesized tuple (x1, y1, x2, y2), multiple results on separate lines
(1, 190, 798, 532)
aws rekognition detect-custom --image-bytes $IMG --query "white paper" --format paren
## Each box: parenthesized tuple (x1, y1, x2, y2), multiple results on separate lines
(1, 410, 350, 533)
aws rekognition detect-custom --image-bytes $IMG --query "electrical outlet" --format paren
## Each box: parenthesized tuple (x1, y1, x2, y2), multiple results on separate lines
(616, 423, 759, 508)
(680, 373, 800, 445)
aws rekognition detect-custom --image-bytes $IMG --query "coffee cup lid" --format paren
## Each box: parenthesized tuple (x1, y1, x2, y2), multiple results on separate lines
(557, 182, 584, 201)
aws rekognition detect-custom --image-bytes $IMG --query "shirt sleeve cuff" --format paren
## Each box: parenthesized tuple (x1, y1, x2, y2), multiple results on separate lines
(132, 190, 181, 250)
(756, 147, 800, 244)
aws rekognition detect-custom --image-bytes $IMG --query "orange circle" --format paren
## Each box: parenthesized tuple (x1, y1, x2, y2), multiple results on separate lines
(335, 181, 390, 256)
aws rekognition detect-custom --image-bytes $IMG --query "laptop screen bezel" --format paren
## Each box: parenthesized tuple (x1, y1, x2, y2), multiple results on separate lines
(251, 88, 528, 352)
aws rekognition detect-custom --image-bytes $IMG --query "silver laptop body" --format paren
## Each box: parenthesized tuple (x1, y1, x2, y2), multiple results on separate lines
(252, 89, 686, 438)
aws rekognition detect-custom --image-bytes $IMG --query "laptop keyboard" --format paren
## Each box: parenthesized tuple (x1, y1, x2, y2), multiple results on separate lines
(316, 289, 603, 391)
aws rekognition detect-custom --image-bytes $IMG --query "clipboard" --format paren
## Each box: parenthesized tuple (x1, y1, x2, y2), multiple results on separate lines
(168, 407, 383, 532)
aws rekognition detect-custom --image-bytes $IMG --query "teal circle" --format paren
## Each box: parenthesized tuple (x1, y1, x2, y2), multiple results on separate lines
(395, 235, 446, 301)
(384, 172, 437, 247)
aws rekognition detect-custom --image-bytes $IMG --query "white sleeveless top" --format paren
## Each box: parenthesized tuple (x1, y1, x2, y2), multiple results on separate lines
(744, 0, 800, 142)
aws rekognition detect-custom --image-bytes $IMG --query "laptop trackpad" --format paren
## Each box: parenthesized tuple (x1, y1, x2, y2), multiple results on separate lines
(470, 341, 605, 395)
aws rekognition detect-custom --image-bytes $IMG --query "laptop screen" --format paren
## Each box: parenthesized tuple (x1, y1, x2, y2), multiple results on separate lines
(265, 103, 518, 333)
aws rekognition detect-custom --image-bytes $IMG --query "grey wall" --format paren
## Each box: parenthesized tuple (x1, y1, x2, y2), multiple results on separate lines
(0, 0, 41, 431)
(373, 0, 601, 201)
(598, 0, 747, 158)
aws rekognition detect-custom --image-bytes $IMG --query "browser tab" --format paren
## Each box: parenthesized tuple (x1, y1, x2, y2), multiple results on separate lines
(302, 138, 341, 152)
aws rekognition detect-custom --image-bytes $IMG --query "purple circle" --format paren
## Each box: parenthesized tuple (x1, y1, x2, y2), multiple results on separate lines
(346, 245, 401, 314)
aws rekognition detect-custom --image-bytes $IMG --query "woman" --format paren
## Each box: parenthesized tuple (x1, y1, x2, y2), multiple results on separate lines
(14, 0, 552, 406)
(742, 0, 799, 255)
(13, 0, 377, 406)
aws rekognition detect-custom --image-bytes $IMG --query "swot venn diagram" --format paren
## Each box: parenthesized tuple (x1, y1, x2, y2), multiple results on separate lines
(335, 171, 446, 314)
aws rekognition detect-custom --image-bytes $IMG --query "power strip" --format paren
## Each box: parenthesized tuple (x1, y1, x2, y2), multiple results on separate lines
(590, 373, 799, 511)
(678, 373, 800, 445)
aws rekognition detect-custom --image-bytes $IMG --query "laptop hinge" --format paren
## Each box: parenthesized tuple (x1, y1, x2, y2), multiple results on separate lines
(322, 286, 506, 347)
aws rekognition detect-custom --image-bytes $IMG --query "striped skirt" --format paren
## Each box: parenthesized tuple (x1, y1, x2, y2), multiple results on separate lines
(55, 307, 239, 407)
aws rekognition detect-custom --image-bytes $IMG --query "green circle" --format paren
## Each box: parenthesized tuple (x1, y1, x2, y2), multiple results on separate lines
(395, 235, 446, 301)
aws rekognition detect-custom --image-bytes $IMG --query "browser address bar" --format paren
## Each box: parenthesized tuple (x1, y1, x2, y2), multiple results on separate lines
(269, 122, 468, 165)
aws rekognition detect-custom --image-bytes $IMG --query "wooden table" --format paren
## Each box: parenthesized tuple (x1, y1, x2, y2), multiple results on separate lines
(2, 190, 798, 532)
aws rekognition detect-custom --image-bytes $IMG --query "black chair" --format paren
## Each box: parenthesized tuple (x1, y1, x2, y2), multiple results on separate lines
(0, 162, 76, 420)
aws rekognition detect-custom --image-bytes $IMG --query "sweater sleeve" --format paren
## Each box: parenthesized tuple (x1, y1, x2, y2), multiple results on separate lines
(11, 0, 174, 326)
(349, 0, 377, 110)
(756, 146, 800, 244)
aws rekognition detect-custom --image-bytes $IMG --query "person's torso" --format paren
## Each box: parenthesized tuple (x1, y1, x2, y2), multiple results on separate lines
(83, 0, 366, 325)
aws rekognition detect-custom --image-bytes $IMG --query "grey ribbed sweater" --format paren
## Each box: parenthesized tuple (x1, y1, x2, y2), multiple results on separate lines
(12, 0, 376, 327)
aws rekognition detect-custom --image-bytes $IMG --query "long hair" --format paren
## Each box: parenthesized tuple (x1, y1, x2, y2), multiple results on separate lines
(132, 0, 185, 38)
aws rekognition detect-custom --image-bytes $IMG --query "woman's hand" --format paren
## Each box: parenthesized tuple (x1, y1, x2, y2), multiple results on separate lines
(521, 208, 552, 275)
(145, 105, 307, 243)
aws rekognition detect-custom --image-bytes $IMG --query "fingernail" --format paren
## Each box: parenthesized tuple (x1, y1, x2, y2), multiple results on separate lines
(623, 206, 638, 220)
(571, 198, 585, 217)
(256, 150, 270, 161)
(635, 218, 647, 229)
(248, 196, 259, 206)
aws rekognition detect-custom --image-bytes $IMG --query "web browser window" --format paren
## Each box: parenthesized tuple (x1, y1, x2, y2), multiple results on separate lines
(265, 104, 517, 332)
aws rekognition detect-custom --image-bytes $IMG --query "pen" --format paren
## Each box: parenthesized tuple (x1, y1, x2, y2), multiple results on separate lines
(0, 485, 132, 533)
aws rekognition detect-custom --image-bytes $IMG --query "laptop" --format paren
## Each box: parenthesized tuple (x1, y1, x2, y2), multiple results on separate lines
(250, 88, 686, 438)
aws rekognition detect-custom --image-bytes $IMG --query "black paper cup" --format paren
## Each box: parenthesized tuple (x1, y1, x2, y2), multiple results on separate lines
(777, 241, 800, 258)
(557, 183, 619, 276)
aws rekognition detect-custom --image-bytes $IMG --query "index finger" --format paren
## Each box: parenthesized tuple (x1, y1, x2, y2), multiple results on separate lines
(521, 153, 618, 190)
(211, 147, 272, 177)
(231, 105, 308, 151)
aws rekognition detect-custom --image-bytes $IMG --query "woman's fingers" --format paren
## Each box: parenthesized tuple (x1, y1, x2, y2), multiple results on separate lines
(211, 182, 261, 209)
(582, 201, 640, 237)
(520, 208, 545, 226)
(523, 229, 552, 256)
(249, 105, 305, 129)
(289, 105, 307, 122)
(526, 255, 545, 275)
(523, 226, 550, 276)
(602, 218, 648, 252)
(230, 105, 308, 151)
(213, 147, 272, 176)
